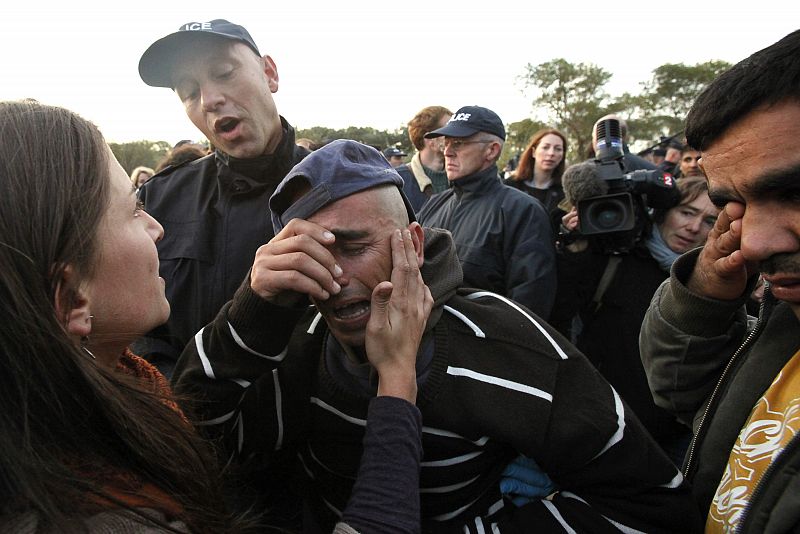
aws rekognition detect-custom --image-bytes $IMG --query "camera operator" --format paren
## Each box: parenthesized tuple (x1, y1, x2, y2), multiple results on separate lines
(589, 114, 656, 171)
(550, 164, 719, 464)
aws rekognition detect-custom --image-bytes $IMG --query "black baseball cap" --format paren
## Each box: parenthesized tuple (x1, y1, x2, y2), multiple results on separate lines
(424, 105, 506, 140)
(270, 140, 416, 234)
(383, 147, 407, 158)
(139, 19, 260, 88)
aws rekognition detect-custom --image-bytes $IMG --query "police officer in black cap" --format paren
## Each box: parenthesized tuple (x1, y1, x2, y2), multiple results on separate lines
(417, 105, 557, 319)
(133, 20, 310, 378)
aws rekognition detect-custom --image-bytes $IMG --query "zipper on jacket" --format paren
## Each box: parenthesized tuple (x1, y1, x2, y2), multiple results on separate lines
(735, 431, 800, 533)
(683, 284, 772, 477)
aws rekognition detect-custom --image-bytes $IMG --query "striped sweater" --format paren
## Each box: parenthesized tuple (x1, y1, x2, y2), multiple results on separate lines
(172, 230, 700, 533)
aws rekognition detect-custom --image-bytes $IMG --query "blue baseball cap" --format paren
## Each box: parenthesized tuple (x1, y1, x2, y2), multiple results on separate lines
(139, 19, 261, 88)
(383, 147, 407, 158)
(424, 105, 506, 140)
(270, 140, 417, 234)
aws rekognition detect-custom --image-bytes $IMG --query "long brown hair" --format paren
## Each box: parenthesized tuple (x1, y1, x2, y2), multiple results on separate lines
(0, 100, 246, 532)
(511, 128, 568, 184)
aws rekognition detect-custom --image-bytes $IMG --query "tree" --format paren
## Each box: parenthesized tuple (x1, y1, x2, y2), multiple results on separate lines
(615, 61, 731, 148)
(517, 58, 613, 160)
(109, 140, 171, 175)
(296, 126, 410, 155)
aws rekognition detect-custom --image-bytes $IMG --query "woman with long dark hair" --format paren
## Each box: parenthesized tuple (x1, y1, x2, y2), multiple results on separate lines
(0, 100, 248, 533)
(505, 128, 567, 214)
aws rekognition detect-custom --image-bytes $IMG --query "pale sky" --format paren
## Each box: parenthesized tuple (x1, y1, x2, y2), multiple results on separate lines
(3, 2, 798, 145)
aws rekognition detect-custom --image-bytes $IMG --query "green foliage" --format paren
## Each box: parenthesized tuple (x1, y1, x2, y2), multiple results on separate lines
(615, 60, 731, 147)
(296, 125, 411, 155)
(109, 140, 171, 175)
(518, 58, 613, 160)
(516, 58, 731, 161)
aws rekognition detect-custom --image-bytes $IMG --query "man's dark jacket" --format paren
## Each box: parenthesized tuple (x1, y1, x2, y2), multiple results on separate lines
(417, 165, 556, 320)
(134, 118, 309, 373)
(640, 249, 800, 533)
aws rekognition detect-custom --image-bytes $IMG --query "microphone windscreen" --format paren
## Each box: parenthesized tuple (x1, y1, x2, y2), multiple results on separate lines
(561, 162, 608, 210)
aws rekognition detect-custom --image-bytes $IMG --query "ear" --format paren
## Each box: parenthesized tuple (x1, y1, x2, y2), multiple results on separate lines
(486, 141, 502, 162)
(408, 222, 425, 268)
(53, 264, 92, 338)
(262, 55, 279, 93)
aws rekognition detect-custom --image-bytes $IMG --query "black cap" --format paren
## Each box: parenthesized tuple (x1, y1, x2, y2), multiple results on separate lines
(383, 147, 407, 158)
(424, 105, 505, 140)
(270, 140, 416, 234)
(139, 19, 260, 88)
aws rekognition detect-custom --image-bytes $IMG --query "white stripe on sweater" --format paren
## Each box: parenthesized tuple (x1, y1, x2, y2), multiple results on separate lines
(560, 493, 647, 534)
(543, 500, 577, 534)
(228, 321, 288, 361)
(273, 369, 284, 450)
(562, 489, 637, 533)
(447, 366, 553, 402)
(311, 397, 366, 426)
(464, 291, 569, 360)
(195, 327, 215, 379)
(592, 386, 626, 460)
(663, 470, 684, 489)
(194, 410, 235, 426)
(420, 476, 480, 493)
(421, 426, 490, 446)
(444, 305, 485, 337)
(431, 495, 482, 521)
(194, 327, 260, 386)
(310, 397, 492, 446)
(307, 312, 324, 334)
(236, 412, 244, 454)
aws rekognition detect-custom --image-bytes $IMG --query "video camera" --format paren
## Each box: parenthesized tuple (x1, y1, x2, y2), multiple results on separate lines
(577, 118, 679, 253)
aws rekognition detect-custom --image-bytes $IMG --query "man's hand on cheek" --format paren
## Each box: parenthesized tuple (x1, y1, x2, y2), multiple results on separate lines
(365, 228, 433, 403)
(250, 218, 343, 308)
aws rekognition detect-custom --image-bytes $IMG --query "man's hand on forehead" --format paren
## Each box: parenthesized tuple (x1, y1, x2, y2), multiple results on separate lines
(249, 218, 342, 307)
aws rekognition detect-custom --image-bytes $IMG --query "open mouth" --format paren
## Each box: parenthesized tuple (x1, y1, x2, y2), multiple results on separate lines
(215, 117, 239, 134)
(334, 301, 370, 320)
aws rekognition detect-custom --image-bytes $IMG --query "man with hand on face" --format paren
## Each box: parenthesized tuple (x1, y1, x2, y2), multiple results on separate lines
(417, 105, 557, 320)
(639, 29, 800, 533)
(133, 20, 310, 377)
(173, 140, 699, 533)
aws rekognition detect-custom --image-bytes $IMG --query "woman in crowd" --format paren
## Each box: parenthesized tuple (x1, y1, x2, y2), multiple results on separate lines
(551, 168, 719, 464)
(0, 100, 424, 534)
(0, 99, 246, 533)
(504, 128, 567, 214)
(130, 165, 155, 189)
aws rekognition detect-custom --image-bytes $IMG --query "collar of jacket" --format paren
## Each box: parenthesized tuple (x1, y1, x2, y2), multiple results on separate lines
(214, 116, 305, 183)
(450, 164, 501, 195)
(421, 228, 462, 302)
(408, 152, 432, 190)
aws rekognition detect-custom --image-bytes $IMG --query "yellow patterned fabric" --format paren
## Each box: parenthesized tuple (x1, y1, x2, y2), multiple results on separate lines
(706, 349, 800, 533)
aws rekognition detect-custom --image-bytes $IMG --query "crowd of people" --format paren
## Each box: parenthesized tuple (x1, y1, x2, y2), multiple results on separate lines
(1, 16, 799, 534)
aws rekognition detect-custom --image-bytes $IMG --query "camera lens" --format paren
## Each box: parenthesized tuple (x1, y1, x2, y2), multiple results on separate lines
(588, 199, 626, 230)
